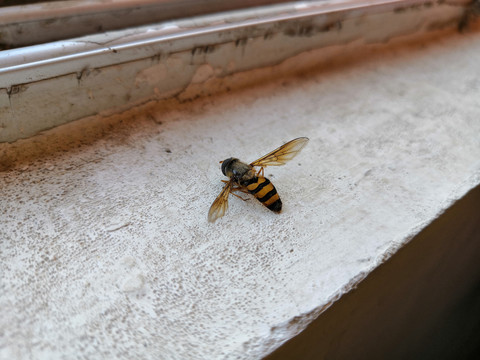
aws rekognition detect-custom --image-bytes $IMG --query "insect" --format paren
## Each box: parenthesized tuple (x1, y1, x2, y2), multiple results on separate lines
(208, 137, 309, 223)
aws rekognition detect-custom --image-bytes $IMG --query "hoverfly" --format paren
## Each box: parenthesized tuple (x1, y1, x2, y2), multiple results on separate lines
(208, 137, 309, 223)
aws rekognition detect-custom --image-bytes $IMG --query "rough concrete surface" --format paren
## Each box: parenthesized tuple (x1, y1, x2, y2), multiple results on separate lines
(1, 28, 480, 359)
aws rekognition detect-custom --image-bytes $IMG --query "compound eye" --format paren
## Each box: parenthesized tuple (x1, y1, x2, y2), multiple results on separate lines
(221, 158, 234, 176)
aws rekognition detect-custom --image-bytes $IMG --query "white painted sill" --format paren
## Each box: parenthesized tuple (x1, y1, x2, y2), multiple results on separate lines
(1, 1, 480, 360)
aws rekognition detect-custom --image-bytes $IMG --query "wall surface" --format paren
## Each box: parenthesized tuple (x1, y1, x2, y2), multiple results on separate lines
(1, 27, 480, 359)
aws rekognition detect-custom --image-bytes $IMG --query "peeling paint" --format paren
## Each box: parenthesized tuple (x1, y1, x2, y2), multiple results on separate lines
(191, 44, 217, 56)
(7, 84, 28, 97)
(191, 64, 215, 84)
(284, 19, 343, 37)
(135, 63, 168, 88)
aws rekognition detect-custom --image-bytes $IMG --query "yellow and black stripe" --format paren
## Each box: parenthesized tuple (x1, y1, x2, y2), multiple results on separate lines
(244, 176, 282, 212)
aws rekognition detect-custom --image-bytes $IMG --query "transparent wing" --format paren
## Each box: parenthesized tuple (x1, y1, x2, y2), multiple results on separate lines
(250, 137, 309, 167)
(208, 180, 233, 223)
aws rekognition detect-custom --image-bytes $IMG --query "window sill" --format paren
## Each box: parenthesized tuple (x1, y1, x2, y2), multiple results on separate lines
(0, 0, 472, 143)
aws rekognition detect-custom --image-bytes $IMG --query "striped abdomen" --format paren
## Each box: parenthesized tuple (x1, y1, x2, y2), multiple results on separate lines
(243, 176, 282, 212)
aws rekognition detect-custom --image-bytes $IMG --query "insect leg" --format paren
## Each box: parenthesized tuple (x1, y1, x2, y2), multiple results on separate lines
(231, 186, 250, 201)
(232, 188, 250, 195)
(231, 192, 249, 201)
(256, 167, 265, 177)
(222, 179, 249, 191)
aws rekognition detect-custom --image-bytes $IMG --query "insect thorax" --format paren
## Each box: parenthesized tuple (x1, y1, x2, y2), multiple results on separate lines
(222, 158, 255, 184)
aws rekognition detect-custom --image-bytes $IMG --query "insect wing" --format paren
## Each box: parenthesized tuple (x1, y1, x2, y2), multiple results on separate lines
(208, 181, 233, 223)
(250, 137, 309, 167)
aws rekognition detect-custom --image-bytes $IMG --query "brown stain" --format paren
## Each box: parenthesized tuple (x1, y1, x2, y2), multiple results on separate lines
(7, 84, 29, 97)
(394, 0, 437, 14)
(191, 45, 217, 56)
